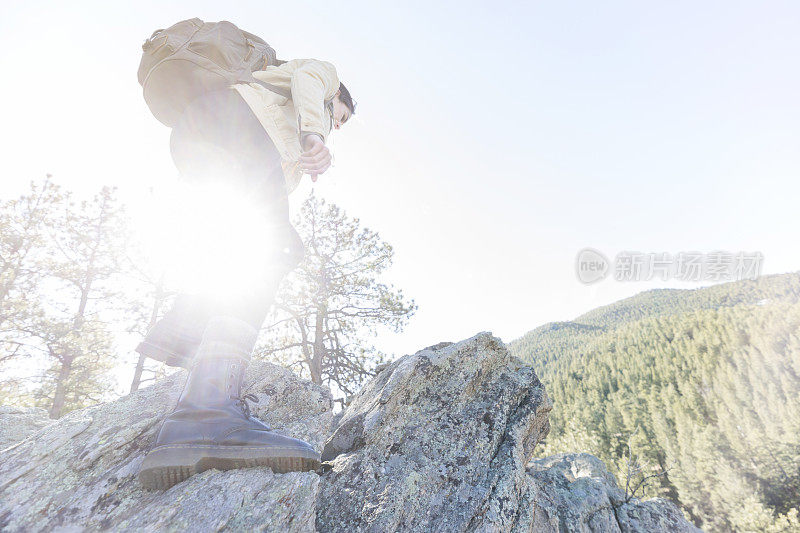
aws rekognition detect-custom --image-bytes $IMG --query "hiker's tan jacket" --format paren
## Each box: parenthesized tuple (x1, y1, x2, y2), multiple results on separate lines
(232, 58, 339, 195)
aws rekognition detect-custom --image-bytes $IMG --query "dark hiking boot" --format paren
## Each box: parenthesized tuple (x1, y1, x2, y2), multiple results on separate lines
(138, 316, 320, 490)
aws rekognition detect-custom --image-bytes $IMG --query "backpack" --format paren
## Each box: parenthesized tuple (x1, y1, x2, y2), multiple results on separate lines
(137, 18, 289, 127)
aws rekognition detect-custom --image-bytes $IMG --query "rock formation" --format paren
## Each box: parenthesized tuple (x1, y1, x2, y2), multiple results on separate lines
(0, 332, 700, 532)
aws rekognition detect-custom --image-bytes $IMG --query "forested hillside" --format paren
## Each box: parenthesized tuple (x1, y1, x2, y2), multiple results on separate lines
(510, 273, 800, 532)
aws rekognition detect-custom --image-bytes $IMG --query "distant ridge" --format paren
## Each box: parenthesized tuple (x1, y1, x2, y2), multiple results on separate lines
(509, 272, 800, 532)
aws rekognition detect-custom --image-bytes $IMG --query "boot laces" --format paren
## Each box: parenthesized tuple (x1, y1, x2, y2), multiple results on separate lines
(233, 392, 259, 419)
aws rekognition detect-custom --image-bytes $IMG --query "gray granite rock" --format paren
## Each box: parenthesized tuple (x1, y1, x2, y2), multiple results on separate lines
(0, 332, 701, 532)
(315, 332, 701, 532)
(316, 332, 554, 532)
(0, 361, 333, 532)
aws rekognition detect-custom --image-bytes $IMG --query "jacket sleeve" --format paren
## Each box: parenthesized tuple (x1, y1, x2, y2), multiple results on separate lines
(289, 59, 340, 144)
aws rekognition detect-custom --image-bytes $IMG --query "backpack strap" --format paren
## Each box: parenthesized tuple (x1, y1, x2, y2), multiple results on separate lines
(252, 79, 291, 99)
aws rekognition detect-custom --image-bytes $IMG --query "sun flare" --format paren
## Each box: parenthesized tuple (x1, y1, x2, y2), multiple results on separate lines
(135, 180, 283, 299)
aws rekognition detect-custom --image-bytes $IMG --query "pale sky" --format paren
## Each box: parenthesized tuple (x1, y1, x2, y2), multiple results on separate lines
(1, 1, 799, 365)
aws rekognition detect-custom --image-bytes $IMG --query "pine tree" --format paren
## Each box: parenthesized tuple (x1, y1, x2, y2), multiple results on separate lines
(35, 186, 130, 418)
(257, 191, 417, 404)
(0, 176, 65, 402)
(516, 275, 800, 532)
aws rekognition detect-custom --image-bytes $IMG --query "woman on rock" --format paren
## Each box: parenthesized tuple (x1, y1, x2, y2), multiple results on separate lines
(137, 58, 355, 490)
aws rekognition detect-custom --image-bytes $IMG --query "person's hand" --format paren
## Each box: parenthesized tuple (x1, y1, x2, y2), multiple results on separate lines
(300, 134, 331, 182)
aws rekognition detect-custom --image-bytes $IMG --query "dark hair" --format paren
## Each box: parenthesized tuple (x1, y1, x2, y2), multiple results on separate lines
(338, 82, 356, 115)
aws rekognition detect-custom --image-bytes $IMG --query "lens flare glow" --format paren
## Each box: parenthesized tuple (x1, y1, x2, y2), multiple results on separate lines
(136, 180, 282, 299)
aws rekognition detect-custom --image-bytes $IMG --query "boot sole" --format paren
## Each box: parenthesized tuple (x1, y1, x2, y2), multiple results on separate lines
(138, 444, 321, 490)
